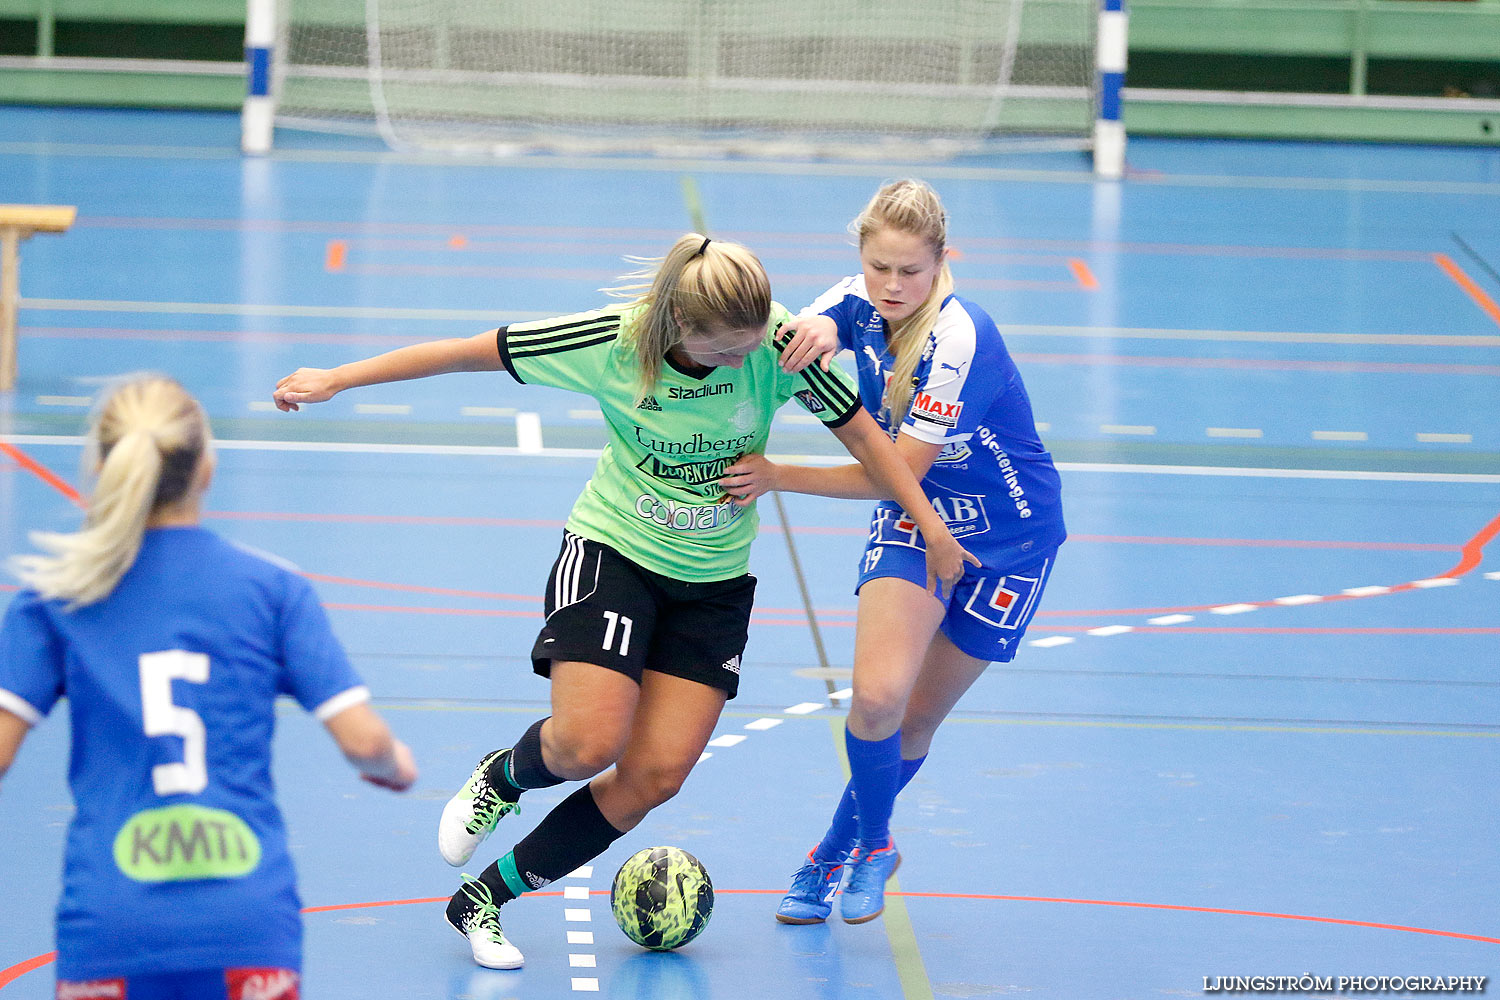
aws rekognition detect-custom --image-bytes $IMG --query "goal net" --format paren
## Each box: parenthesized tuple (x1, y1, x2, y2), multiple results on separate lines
(271, 0, 1098, 159)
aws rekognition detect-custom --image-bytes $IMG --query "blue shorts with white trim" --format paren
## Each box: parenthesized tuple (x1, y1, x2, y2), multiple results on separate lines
(855, 540, 1057, 663)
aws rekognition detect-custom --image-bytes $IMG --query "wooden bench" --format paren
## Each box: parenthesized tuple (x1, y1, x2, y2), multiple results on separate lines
(1, 205, 78, 391)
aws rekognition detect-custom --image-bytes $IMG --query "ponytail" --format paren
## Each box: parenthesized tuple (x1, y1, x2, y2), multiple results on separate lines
(10, 375, 209, 607)
(605, 234, 771, 400)
(850, 179, 954, 425)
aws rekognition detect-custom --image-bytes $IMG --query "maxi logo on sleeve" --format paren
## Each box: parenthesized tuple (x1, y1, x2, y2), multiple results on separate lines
(910, 391, 963, 429)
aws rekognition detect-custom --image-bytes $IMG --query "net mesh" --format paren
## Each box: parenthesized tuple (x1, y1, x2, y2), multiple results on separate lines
(275, 0, 1097, 158)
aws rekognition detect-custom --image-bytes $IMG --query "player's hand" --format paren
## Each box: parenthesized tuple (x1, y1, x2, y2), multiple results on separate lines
(361, 740, 418, 792)
(273, 368, 343, 412)
(923, 528, 981, 596)
(719, 453, 780, 507)
(777, 315, 840, 374)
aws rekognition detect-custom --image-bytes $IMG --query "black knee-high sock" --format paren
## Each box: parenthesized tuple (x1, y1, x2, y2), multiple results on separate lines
(480, 784, 625, 904)
(486, 717, 564, 801)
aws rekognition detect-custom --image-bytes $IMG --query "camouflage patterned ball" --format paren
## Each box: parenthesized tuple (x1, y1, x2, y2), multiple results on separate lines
(610, 846, 714, 950)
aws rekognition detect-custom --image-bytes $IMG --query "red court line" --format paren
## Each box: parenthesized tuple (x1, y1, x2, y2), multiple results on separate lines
(206, 512, 564, 528)
(0, 951, 55, 990)
(205, 513, 1460, 554)
(302, 572, 539, 603)
(323, 603, 541, 619)
(1440, 510, 1500, 578)
(1014, 352, 1500, 376)
(1434, 253, 1500, 330)
(9, 888, 1495, 988)
(1067, 258, 1099, 290)
(1042, 625, 1500, 635)
(323, 239, 347, 272)
(0, 442, 84, 507)
(69, 217, 1444, 263)
(4, 443, 1490, 623)
(21, 327, 422, 345)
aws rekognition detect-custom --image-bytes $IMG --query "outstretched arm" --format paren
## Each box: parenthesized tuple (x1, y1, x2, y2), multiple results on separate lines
(323, 702, 418, 791)
(274, 330, 504, 411)
(0, 709, 29, 785)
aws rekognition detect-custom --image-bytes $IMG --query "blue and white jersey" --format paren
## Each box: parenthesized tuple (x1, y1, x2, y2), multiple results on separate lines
(0, 527, 368, 980)
(807, 275, 1066, 568)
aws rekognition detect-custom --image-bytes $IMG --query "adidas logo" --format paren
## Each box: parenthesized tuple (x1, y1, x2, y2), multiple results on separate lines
(720, 655, 741, 675)
(524, 870, 551, 889)
(638, 395, 662, 411)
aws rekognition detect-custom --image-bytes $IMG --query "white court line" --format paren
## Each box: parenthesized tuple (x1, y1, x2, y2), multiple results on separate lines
(1312, 430, 1369, 442)
(1485, 572, 1500, 581)
(745, 718, 782, 731)
(1210, 604, 1257, 615)
(1147, 614, 1194, 625)
(248, 400, 277, 412)
(829, 688, 854, 701)
(1273, 595, 1323, 606)
(784, 702, 825, 715)
(571, 978, 599, 992)
(20, 296, 547, 322)
(1086, 625, 1134, 636)
(1206, 427, 1263, 438)
(36, 395, 91, 407)
(1417, 433, 1473, 444)
(1029, 636, 1075, 648)
(567, 931, 594, 945)
(569, 955, 597, 968)
(993, 324, 1500, 348)
(461, 406, 517, 417)
(515, 412, 544, 453)
(11, 139, 1500, 195)
(566, 866, 594, 880)
(19, 298, 1500, 348)
(1342, 585, 1391, 597)
(564, 909, 592, 922)
(563, 886, 590, 900)
(8, 436, 1499, 483)
(697, 751, 712, 763)
(567, 409, 604, 420)
(354, 403, 411, 415)
(1101, 424, 1156, 436)
(1411, 577, 1460, 588)
(707, 734, 747, 748)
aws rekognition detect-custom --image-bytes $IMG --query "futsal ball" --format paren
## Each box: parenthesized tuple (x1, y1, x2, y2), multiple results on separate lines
(610, 846, 714, 950)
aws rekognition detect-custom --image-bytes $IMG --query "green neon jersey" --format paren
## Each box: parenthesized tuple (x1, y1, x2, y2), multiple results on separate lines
(498, 302, 860, 582)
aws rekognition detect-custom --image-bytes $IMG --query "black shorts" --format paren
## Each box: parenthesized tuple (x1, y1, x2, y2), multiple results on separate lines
(530, 532, 757, 699)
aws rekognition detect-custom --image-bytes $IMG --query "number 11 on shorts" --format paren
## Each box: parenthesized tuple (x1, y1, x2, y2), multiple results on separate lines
(602, 610, 633, 655)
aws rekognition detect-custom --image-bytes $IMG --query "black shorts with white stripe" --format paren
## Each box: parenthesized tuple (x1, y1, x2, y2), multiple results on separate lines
(529, 532, 756, 698)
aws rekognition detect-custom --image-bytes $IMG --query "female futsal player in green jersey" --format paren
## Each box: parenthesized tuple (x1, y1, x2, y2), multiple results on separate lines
(273, 234, 977, 968)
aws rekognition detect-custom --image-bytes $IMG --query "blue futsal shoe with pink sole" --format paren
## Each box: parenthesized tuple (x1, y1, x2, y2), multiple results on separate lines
(840, 839, 901, 924)
(775, 851, 847, 924)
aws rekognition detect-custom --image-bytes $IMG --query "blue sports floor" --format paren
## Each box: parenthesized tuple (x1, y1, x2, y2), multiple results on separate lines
(1, 107, 1498, 998)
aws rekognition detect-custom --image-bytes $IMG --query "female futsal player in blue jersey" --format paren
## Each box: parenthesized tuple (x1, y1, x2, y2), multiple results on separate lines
(272, 234, 975, 969)
(721, 179, 1067, 924)
(0, 374, 417, 1000)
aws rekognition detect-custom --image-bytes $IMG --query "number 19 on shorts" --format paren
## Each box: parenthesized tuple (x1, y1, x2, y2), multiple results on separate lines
(601, 610, 634, 655)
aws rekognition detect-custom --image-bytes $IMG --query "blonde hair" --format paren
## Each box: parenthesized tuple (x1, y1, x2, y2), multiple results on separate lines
(605, 234, 772, 397)
(851, 179, 955, 424)
(11, 374, 211, 607)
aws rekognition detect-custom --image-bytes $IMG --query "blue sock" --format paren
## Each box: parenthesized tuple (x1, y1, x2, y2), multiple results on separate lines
(814, 754, 926, 862)
(843, 727, 903, 849)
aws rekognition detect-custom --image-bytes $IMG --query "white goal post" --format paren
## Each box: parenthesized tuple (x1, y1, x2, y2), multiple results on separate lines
(243, 0, 1125, 175)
